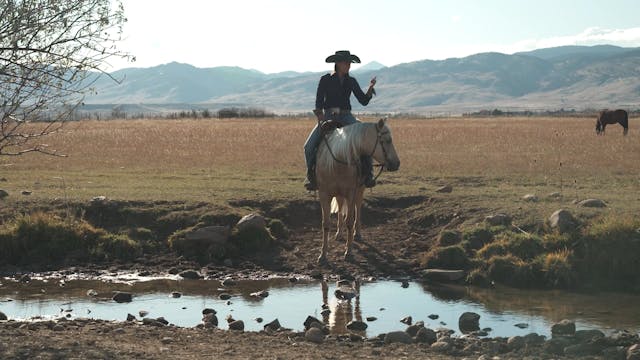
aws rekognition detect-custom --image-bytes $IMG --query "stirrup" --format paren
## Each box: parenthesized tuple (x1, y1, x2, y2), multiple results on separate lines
(364, 176, 376, 188)
(304, 178, 317, 191)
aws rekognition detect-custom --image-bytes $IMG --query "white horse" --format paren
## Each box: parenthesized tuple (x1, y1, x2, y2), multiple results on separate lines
(315, 118, 400, 263)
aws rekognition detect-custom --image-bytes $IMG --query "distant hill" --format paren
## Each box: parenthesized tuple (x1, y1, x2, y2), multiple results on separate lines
(85, 45, 640, 114)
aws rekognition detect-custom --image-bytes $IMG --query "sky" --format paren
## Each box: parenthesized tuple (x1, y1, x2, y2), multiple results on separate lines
(107, 0, 640, 74)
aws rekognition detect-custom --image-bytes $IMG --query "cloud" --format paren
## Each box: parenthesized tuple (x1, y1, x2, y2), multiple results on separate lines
(509, 27, 640, 53)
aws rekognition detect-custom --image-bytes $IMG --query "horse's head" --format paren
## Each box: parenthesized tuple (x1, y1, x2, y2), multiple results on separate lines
(372, 118, 400, 172)
(595, 116, 603, 135)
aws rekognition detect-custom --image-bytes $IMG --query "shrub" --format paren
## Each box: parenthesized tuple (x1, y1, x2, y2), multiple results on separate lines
(576, 216, 640, 289)
(539, 249, 574, 288)
(0, 212, 103, 264)
(93, 234, 142, 261)
(502, 233, 544, 260)
(462, 226, 493, 250)
(421, 245, 470, 270)
(486, 254, 543, 287)
(438, 229, 462, 246)
(476, 241, 507, 259)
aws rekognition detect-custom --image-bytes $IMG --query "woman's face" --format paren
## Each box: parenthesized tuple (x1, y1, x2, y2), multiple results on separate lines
(336, 61, 351, 74)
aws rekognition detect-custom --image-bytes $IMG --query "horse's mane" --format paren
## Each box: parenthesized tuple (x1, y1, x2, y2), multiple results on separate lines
(317, 122, 370, 172)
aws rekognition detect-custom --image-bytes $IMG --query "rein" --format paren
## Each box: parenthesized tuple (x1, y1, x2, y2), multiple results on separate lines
(321, 123, 389, 183)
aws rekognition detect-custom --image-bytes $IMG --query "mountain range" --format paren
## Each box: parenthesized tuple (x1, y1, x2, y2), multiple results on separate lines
(85, 45, 640, 114)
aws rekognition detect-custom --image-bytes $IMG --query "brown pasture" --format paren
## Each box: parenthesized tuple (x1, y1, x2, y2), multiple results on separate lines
(1, 116, 638, 203)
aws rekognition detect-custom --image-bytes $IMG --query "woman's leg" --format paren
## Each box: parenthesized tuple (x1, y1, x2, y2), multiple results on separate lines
(303, 124, 321, 189)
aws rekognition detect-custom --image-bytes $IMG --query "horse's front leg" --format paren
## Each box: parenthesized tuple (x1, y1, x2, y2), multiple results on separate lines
(344, 196, 356, 260)
(318, 191, 332, 264)
(353, 187, 365, 242)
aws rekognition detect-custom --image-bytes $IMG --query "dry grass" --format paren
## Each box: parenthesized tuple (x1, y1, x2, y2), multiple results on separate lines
(1, 116, 638, 204)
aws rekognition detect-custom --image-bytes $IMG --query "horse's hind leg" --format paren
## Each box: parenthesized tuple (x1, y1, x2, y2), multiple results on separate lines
(344, 197, 356, 260)
(318, 191, 332, 264)
(333, 197, 346, 242)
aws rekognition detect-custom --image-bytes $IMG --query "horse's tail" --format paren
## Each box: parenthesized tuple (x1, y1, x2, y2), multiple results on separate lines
(331, 197, 339, 214)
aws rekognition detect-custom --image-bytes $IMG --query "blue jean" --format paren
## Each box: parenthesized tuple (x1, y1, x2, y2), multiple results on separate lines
(304, 112, 358, 170)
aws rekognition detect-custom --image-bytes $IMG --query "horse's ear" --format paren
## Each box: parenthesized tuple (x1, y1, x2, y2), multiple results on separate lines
(377, 117, 387, 130)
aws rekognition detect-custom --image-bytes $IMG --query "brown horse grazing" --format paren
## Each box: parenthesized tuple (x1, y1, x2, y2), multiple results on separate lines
(315, 118, 400, 263)
(596, 109, 628, 135)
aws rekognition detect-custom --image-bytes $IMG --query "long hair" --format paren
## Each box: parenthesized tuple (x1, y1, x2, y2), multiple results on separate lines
(316, 122, 368, 172)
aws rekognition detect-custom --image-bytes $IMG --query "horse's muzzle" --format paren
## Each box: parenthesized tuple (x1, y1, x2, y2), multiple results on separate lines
(386, 160, 400, 172)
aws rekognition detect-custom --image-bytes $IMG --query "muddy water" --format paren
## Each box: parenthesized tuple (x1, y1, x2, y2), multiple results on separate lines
(1, 277, 639, 338)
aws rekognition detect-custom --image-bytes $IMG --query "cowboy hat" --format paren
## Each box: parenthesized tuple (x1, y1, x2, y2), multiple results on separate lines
(325, 50, 361, 63)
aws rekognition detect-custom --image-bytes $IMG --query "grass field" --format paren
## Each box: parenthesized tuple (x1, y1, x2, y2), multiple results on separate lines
(2, 116, 639, 290)
(1, 116, 638, 213)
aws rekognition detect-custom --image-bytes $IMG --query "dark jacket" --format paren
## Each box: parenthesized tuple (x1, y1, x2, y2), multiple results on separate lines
(315, 72, 372, 111)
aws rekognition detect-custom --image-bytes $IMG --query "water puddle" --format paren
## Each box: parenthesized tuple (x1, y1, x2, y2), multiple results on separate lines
(1, 276, 639, 338)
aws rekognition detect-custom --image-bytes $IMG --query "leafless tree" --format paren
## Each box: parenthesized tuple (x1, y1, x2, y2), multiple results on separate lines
(0, 0, 133, 156)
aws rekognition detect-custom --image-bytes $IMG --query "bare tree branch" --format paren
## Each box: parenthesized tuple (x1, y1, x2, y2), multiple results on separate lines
(0, 0, 133, 156)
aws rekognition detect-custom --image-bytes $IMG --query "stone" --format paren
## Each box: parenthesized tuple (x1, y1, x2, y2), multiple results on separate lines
(564, 342, 605, 356)
(458, 312, 480, 333)
(0, 189, 8, 199)
(628, 344, 640, 360)
(574, 329, 605, 342)
(0, 311, 7, 320)
(21, 190, 31, 195)
(139, 310, 149, 317)
(202, 313, 218, 328)
(228, 320, 244, 331)
(218, 293, 231, 300)
(578, 198, 607, 208)
(507, 335, 525, 350)
(250, 290, 269, 298)
(548, 209, 578, 233)
(221, 278, 236, 286)
(428, 314, 439, 320)
(112, 292, 132, 303)
(551, 319, 575, 336)
(263, 319, 280, 332)
(346, 320, 367, 331)
(202, 308, 216, 315)
(523, 194, 538, 202)
(406, 324, 422, 337)
(430, 341, 451, 352)
(126, 313, 136, 321)
(400, 316, 412, 325)
(171, 292, 181, 298)
(305, 327, 324, 343)
(178, 270, 202, 279)
(415, 327, 437, 344)
(384, 331, 413, 344)
(86, 289, 98, 297)
(304, 316, 322, 330)
(185, 225, 230, 243)
(485, 213, 512, 226)
(421, 269, 466, 282)
(436, 185, 453, 193)
(236, 213, 267, 231)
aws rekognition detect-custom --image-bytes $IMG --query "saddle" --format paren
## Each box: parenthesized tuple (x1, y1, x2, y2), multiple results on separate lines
(320, 119, 342, 133)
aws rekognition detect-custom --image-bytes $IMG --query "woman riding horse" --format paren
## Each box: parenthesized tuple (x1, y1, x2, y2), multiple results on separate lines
(303, 50, 378, 191)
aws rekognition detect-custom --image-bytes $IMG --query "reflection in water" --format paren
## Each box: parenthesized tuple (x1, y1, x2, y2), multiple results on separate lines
(1, 277, 639, 337)
(321, 280, 363, 334)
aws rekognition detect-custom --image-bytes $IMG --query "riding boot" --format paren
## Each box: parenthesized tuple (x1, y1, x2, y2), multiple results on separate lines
(304, 167, 317, 191)
(361, 156, 376, 188)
